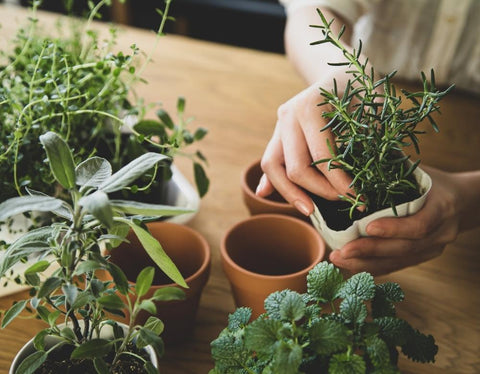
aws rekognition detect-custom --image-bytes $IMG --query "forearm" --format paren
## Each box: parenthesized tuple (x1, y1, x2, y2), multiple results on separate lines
(284, 6, 353, 84)
(454, 170, 480, 232)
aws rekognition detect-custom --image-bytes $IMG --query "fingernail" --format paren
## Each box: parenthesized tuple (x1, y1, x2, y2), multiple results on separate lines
(255, 175, 266, 195)
(367, 224, 384, 237)
(293, 200, 312, 216)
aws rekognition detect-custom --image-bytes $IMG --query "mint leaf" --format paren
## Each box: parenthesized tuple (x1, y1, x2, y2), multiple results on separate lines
(279, 291, 306, 322)
(375, 317, 411, 347)
(328, 352, 366, 374)
(365, 335, 391, 368)
(337, 272, 375, 301)
(309, 319, 350, 355)
(271, 340, 302, 374)
(401, 329, 438, 363)
(340, 295, 367, 326)
(244, 318, 282, 356)
(307, 262, 344, 303)
(228, 307, 252, 331)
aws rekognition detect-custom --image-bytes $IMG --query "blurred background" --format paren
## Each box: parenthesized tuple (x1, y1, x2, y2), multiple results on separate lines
(7, 0, 286, 53)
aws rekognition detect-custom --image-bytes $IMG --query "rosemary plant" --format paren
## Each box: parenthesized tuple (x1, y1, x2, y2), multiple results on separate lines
(0, 0, 209, 204)
(311, 10, 453, 218)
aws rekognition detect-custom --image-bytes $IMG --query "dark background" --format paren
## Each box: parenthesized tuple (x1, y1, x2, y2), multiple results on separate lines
(14, 0, 286, 53)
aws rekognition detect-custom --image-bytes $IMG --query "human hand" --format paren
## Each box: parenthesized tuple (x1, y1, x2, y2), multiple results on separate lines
(256, 78, 355, 216)
(329, 166, 462, 275)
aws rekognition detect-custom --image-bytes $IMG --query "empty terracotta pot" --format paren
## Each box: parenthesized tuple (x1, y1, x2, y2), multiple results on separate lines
(221, 214, 326, 319)
(241, 159, 308, 221)
(107, 221, 211, 345)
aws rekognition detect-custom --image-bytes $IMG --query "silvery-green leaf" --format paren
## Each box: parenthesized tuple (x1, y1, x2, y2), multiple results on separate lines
(79, 190, 113, 229)
(75, 157, 112, 188)
(0, 196, 63, 221)
(39, 131, 76, 189)
(98, 153, 170, 193)
(111, 200, 193, 217)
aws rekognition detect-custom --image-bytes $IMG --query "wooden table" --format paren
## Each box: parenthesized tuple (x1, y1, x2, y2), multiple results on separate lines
(1, 5, 479, 374)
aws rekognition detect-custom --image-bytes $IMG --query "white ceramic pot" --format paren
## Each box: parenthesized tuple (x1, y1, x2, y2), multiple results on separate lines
(9, 321, 159, 374)
(310, 166, 432, 251)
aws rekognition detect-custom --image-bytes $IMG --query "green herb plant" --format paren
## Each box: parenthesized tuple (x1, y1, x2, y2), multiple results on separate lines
(311, 10, 453, 218)
(0, 0, 209, 205)
(211, 262, 438, 374)
(0, 131, 190, 374)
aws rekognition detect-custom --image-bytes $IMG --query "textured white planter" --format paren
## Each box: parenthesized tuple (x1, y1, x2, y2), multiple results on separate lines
(0, 164, 199, 297)
(310, 166, 432, 251)
(9, 321, 158, 374)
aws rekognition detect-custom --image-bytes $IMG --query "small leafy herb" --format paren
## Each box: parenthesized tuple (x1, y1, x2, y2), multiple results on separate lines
(0, 0, 209, 204)
(210, 262, 438, 374)
(310, 10, 453, 217)
(0, 131, 190, 373)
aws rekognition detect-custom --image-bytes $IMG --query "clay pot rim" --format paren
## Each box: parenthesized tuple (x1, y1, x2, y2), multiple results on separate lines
(118, 221, 211, 288)
(241, 159, 293, 209)
(221, 214, 325, 281)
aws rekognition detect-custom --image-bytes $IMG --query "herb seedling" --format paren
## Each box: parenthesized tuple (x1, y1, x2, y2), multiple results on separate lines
(210, 261, 437, 374)
(311, 10, 453, 218)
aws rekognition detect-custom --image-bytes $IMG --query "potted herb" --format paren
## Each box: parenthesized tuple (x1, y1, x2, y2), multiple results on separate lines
(210, 261, 438, 374)
(0, 0, 209, 207)
(308, 11, 453, 249)
(0, 131, 191, 373)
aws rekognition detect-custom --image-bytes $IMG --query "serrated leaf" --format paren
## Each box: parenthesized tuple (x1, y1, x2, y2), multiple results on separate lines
(136, 266, 155, 297)
(39, 131, 76, 189)
(71, 339, 113, 359)
(378, 282, 404, 303)
(401, 329, 438, 363)
(15, 350, 47, 374)
(79, 190, 113, 229)
(98, 152, 169, 193)
(227, 307, 252, 331)
(265, 290, 295, 320)
(271, 340, 302, 374)
(365, 335, 391, 368)
(1, 300, 27, 328)
(340, 295, 368, 325)
(309, 319, 350, 355)
(279, 291, 306, 322)
(374, 316, 411, 346)
(337, 272, 376, 301)
(75, 156, 112, 188)
(244, 318, 282, 356)
(328, 352, 366, 374)
(307, 261, 344, 303)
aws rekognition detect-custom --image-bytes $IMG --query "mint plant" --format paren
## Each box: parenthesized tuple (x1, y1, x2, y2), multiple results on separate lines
(0, 131, 190, 373)
(0, 0, 209, 204)
(311, 10, 453, 218)
(210, 262, 437, 374)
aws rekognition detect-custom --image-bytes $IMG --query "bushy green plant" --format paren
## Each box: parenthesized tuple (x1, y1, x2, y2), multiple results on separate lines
(0, 0, 209, 204)
(210, 262, 437, 374)
(311, 10, 453, 218)
(0, 131, 191, 373)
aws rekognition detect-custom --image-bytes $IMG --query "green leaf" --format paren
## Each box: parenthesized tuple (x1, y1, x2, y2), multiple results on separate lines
(144, 316, 165, 335)
(106, 222, 131, 248)
(39, 131, 76, 189)
(401, 329, 438, 363)
(309, 319, 350, 355)
(60, 326, 77, 341)
(378, 282, 404, 303)
(138, 327, 165, 357)
(365, 335, 391, 368)
(279, 291, 306, 322)
(244, 318, 282, 356)
(110, 200, 193, 217)
(138, 300, 157, 314)
(227, 307, 252, 332)
(271, 340, 302, 374)
(152, 287, 185, 301)
(193, 162, 209, 197)
(0, 196, 63, 221)
(73, 260, 104, 275)
(79, 190, 113, 229)
(97, 294, 126, 310)
(134, 120, 167, 137)
(107, 262, 129, 295)
(307, 261, 344, 303)
(337, 272, 376, 301)
(37, 277, 62, 298)
(62, 284, 78, 308)
(33, 329, 49, 351)
(1, 300, 27, 328)
(75, 157, 112, 188)
(340, 295, 368, 325)
(136, 266, 155, 297)
(15, 350, 48, 374)
(93, 358, 109, 374)
(144, 361, 158, 374)
(177, 96, 185, 113)
(118, 219, 187, 288)
(24, 260, 50, 275)
(71, 339, 113, 359)
(98, 153, 169, 193)
(71, 291, 93, 310)
(328, 352, 366, 374)
(194, 127, 208, 141)
(156, 109, 175, 129)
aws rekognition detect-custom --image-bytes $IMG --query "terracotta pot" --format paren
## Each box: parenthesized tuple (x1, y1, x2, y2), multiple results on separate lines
(107, 221, 211, 345)
(310, 166, 432, 251)
(241, 159, 308, 221)
(9, 321, 158, 374)
(221, 214, 325, 319)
